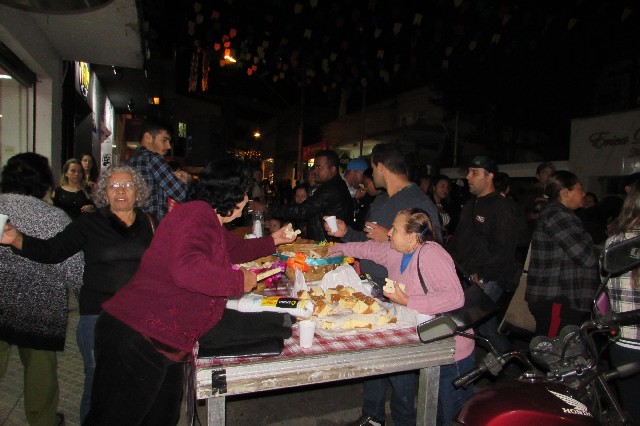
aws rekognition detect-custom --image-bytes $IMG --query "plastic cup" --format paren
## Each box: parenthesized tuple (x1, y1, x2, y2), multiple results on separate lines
(0, 214, 8, 240)
(324, 216, 338, 233)
(298, 319, 316, 348)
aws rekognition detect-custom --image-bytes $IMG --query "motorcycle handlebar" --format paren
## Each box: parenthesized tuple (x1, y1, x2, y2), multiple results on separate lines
(607, 309, 640, 327)
(452, 365, 487, 389)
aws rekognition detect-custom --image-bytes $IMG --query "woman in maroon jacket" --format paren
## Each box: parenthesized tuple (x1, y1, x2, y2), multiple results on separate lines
(84, 158, 297, 425)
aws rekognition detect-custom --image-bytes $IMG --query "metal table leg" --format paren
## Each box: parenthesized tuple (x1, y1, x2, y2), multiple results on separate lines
(417, 365, 440, 426)
(207, 396, 226, 425)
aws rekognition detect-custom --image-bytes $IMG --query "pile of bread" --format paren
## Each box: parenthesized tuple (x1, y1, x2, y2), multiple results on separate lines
(297, 285, 397, 330)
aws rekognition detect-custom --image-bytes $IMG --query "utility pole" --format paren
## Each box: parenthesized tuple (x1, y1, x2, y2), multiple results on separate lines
(296, 88, 305, 183)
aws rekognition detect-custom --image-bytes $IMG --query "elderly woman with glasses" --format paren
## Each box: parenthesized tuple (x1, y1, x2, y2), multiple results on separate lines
(83, 157, 297, 425)
(2, 164, 155, 423)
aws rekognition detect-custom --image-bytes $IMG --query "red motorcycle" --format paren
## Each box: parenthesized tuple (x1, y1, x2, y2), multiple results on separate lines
(418, 235, 640, 425)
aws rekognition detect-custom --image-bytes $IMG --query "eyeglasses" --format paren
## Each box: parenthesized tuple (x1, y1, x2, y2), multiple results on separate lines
(108, 181, 135, 190)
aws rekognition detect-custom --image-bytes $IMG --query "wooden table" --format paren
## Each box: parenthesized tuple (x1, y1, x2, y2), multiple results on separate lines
(196, 326, 455, 426)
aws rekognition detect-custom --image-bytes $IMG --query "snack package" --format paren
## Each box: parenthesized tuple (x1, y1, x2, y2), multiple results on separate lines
(226, 293, 314, 318)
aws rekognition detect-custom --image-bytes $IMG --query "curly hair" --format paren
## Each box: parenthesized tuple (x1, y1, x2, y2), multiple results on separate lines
(1, 152, 54, 199)
(614, 181, 640, 233)
(91, 165, 150, 208)
(399, 207, 441, 244)
(189, 158, 252, 217)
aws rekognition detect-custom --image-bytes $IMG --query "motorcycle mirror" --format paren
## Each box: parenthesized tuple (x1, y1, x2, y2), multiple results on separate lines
(602, 234, 640, 277)
(417, 316, 457, 344)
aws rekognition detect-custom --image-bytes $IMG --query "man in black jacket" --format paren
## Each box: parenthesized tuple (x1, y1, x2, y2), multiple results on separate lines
(251, 150, 352, 241)
(448, 156, 519, 354)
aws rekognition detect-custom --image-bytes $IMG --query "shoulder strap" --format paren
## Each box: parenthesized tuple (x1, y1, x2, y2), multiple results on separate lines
(145, 212, 156, 234)
(416, 246, 429, 294)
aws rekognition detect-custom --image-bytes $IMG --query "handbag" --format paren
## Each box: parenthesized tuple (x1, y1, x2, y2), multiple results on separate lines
(498, 244, 536, 335)
(416, 247, 499, 331)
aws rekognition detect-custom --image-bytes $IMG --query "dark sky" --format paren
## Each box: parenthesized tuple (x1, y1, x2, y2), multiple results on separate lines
(142, 0, 640, 160)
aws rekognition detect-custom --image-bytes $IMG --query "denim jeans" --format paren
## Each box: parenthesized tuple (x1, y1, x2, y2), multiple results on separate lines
(77, 314, 99, 423)
(84, 313, 184, 426)
(437, 354, 475, 426)
(362, 372, 417, 426)
(476, 281, 512, 354)
(609, 344, 640, 425)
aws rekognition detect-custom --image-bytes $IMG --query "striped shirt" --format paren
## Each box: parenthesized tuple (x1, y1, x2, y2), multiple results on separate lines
(605, 231, 640, 348)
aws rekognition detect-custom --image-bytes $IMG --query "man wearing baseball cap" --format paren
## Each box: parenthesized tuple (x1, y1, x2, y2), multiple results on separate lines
(448, 155, 519, 355)
(343, 158, 369, 198)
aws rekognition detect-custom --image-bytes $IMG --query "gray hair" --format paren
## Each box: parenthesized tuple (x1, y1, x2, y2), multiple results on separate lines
(92, 165, 150, 208)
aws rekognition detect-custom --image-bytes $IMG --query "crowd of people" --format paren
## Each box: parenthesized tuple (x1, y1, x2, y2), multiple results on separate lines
(0, 116, 638, 426)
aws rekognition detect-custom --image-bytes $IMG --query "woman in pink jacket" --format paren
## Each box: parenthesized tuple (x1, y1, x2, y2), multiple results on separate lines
(329, 208, 474, 426)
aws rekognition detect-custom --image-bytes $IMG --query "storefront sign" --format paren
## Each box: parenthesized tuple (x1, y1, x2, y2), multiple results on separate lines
(570, 110, 640, 177)
(75, 62, 91, 98)
(302, 140, 328, 161)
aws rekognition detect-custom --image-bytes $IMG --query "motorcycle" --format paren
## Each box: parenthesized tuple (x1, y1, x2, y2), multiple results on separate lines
(418, 235, 640, 425)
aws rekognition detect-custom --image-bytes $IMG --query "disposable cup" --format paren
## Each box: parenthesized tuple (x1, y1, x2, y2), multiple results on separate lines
(298, 320, 316, 348)
(0, 214, 8, 240)
(324, 216, 338, 233)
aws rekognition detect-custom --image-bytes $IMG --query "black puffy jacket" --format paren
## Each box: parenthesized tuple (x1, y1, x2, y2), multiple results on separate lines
(268, 174, 353, 241)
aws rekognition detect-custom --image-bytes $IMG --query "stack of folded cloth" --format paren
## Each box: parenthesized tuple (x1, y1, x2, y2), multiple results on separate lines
(198, 309, 295, 357)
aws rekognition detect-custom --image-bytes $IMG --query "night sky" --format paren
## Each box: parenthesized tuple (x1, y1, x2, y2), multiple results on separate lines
(142, 0, 640, 162)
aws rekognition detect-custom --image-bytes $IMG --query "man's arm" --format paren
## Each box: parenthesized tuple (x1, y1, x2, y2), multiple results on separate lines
(267, 188, 328, 221)
(479, 200, 518, 281)
(148, 155, 188, 202)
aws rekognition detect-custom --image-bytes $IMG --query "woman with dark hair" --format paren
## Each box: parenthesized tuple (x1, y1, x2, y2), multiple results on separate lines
(0, 152, 84, 426)
(2, 164, 154, 422)
(328, 208, 474, 426)
(81, 153, 99, 192)
(604, 182, 640, 423)
(53, 158, 95, 219)
(82, 158, 297, 425)
(526, 171, 599, 337)
(427, 174, 452, 240)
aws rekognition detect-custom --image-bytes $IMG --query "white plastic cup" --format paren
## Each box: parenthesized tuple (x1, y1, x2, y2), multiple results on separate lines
(298, 319, 316, 348)
(324, 216, 338, 233)
(0, 214, 8, 240)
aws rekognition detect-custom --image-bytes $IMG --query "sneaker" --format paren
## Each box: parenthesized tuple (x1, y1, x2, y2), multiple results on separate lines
(350, 414, 385, 426)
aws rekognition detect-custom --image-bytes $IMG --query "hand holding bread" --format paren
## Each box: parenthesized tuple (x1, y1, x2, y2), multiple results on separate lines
(271, 223, 300, 245)
(383, 278, 408, 306)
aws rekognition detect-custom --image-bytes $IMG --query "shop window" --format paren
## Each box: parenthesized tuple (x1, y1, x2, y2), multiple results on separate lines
(0, 65, 31, 166)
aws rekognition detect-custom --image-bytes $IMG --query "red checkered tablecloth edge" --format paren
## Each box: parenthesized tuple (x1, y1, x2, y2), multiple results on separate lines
(196, 323, 420, 368)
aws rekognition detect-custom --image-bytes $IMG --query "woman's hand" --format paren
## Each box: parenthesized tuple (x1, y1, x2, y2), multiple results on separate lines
(81, 204, 95, 213)
(384, 283, 408, 305)
(270, 225, 298, 245)
(364, 221, 390, 243)
(241, 268, 258, 293)
(1, 222, 23, 249)
(324, 217, 347, 238)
